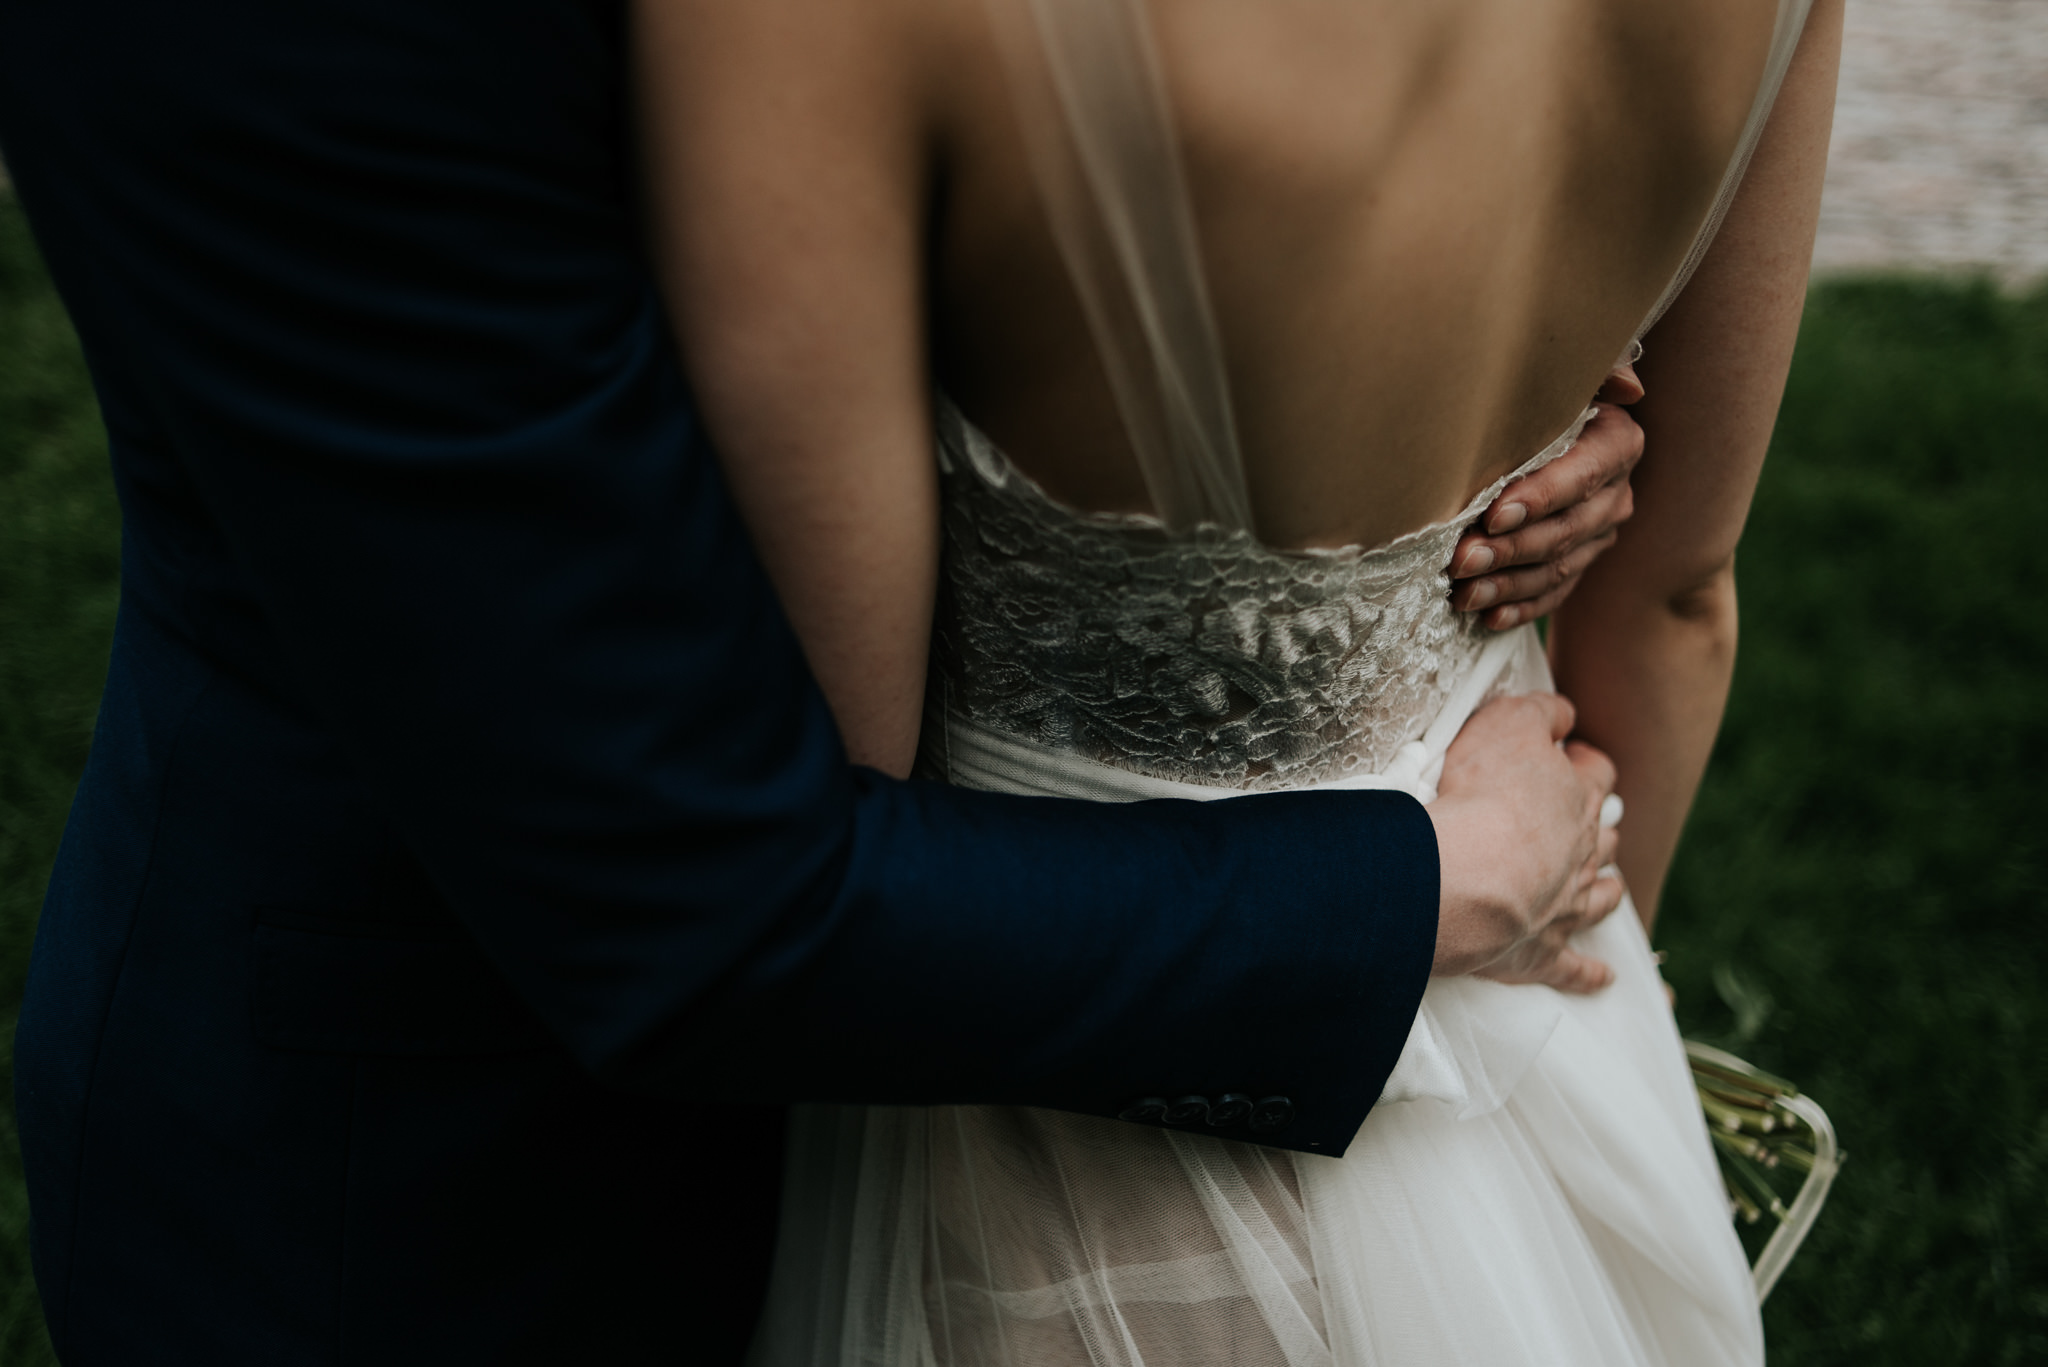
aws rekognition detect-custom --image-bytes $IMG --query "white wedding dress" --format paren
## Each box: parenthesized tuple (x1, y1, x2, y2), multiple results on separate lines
(747, 1, 1815, 1362)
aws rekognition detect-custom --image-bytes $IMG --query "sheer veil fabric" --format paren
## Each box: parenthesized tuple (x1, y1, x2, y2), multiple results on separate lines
(745, 0, 1815, 1362)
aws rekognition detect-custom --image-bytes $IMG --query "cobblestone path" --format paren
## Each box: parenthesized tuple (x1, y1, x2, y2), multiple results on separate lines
(1815, 0, 2048, 282)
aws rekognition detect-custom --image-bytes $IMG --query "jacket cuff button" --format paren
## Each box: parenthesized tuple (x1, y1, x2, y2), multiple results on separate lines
(1119, 1097, 1169, 1124)
(1248, 1096, 1295, 1132)
(1162, 1095, 1211, 1126)
(1206, 1093, 1253, 1126)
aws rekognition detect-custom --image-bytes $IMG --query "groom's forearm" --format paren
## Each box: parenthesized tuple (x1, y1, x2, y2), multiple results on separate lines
(645, 773, 1438, 1154)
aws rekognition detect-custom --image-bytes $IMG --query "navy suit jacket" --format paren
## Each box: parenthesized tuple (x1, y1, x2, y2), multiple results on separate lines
(0, 0, 1437, 1360)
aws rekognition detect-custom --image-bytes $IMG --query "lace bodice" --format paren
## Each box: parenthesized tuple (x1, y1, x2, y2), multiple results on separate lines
(926, 402, 1591, 791)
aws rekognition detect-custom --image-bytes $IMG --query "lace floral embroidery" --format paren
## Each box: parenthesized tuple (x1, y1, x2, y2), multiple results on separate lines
(928, 403, 1586, 790)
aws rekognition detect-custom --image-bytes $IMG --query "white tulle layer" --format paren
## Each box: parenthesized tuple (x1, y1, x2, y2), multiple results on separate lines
(747, 628, 1762, 1367)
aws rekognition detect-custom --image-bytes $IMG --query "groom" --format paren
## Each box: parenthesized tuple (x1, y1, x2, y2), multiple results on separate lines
(0, 0, 1635, 1362)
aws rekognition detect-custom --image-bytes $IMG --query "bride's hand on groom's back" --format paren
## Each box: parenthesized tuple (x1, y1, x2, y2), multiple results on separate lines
(1427, 693, 1624, 994)
(1449, 366, 1646, 631)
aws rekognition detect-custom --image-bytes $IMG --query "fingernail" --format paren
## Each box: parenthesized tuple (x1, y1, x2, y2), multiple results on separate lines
(1490, 502, 1528, 533)
(1460, 545, 1496, 575)
(1469, 579, 1498, 609)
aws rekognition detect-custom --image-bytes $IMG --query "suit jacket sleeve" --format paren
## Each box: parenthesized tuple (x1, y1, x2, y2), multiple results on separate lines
(0, 0, 1435, 1155)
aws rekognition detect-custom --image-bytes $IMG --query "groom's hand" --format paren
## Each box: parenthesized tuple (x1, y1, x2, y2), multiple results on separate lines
(1449, 365, 1645, 631)
(1427, 693, 1624, 994)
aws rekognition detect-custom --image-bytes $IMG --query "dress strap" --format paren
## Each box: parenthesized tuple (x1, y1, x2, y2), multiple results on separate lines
(1629, 0, 1818, 350)
(981, 0, 1255, 534)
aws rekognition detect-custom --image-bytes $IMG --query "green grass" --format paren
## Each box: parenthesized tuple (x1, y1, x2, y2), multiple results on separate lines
(0, 191, 117, 1367)
(1, 184, 2044, 1360)
(1662, 274, 2048, 1362)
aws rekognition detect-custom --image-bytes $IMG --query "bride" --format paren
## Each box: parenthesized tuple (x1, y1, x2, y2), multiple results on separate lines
(637, 0, 1841, 1360)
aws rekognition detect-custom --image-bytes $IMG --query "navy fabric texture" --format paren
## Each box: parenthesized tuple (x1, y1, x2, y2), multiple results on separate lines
(0, 0, 1439, 1360)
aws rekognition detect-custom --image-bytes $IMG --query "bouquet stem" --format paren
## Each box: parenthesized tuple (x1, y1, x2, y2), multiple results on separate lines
(1685, 1040, 1842, 1301)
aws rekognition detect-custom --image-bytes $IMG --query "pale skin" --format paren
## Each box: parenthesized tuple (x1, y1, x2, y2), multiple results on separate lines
(1551, 0, 1844, 927)
(634, 0, 1840, 989)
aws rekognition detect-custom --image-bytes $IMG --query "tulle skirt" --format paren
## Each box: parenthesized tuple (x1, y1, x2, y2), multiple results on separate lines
(746, 629, 1763, 1367)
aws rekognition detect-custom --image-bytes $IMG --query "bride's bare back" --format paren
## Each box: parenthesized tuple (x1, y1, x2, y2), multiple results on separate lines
(915, 0, 1777, 549)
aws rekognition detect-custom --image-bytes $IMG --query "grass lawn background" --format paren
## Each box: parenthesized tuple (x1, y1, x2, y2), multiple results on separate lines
(2, 189, 2043, 1363)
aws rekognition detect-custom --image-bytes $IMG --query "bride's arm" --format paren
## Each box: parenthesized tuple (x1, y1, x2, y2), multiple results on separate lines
(1547, 0, 1844, 929)
(632, 0, 947, 778)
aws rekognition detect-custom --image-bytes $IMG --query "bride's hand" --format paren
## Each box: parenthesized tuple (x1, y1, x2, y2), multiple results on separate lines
(1449, 364, 1645, 631)
(1426, 693, 1625, 994)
